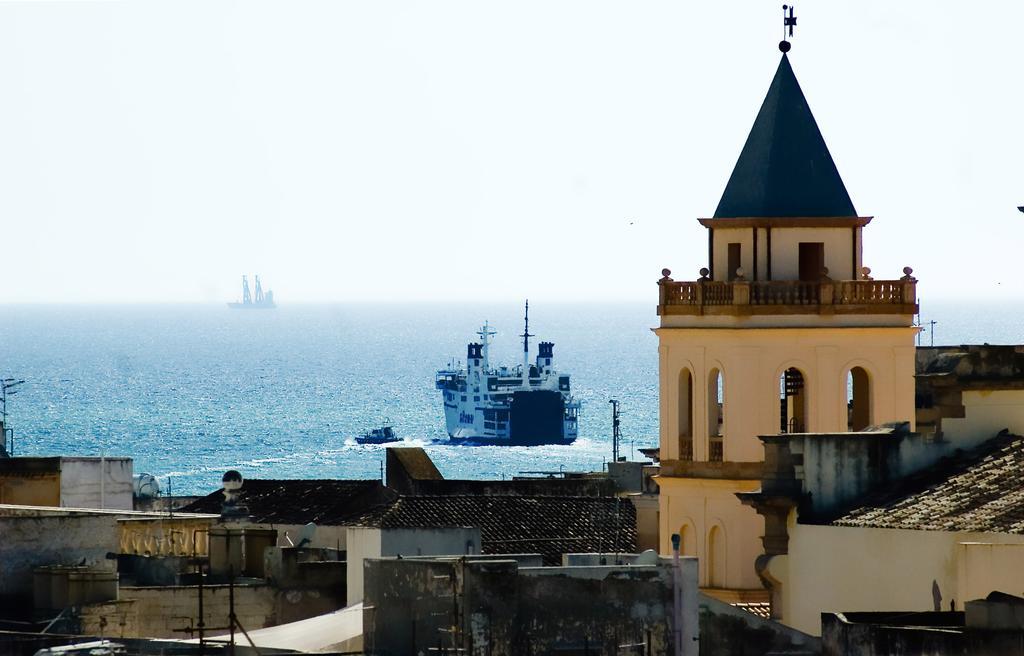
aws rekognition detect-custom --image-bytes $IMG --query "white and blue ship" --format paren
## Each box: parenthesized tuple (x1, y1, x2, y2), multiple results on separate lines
(435, 303, 579, 446)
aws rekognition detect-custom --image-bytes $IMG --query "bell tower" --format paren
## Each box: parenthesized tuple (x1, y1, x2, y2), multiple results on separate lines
(655, 45, 918, 597)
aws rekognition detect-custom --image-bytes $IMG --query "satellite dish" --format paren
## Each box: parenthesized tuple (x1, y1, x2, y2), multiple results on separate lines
(634, 549, 659, 566)
(296, 522, 317, 548)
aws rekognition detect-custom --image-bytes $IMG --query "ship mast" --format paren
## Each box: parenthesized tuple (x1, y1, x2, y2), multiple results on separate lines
(520, 300, 533, 385)
(241, 275, 252, 305)
(477, 321, 496, 373)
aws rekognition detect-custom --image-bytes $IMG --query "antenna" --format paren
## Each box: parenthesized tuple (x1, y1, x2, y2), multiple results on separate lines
(779, 5, 797, 52)
(520, 300, 534, 383)
(478, 321, 496, 372)
(610, 399, 621, 462)
(521, 300, 533, 355)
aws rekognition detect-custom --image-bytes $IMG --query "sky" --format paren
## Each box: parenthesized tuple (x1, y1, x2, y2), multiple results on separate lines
(0, 1, 1021, 304)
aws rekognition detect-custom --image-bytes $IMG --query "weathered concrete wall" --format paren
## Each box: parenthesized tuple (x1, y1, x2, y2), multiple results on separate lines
(0, 472, 60, 506)
(269, 522, 349, 550)
(77, 581, 346, 639)
(698, 592, 820, 656)
(364, 557, 700, 656)
(79, 584, 275, 639)
(0, 513, 120, 604)
(60, 458, 133, 510)
(346, 526, 481, 605)
(782, 427, 994, 519)
(821, 612, 965, 656)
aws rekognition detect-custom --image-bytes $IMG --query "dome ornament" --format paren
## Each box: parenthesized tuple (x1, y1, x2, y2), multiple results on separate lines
(779, 5, 797, 53)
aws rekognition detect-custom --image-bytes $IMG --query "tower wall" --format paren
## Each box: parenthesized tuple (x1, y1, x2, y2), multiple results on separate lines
(657, 325, 917, 463)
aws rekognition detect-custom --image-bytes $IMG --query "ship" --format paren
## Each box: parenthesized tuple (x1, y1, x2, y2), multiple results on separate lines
(355, 420, 401, 445)
(228, 275, 276, 309)
(435, 302, 579, 446)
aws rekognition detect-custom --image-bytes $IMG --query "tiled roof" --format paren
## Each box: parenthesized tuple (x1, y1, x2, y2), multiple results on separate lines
(358, 495, 637, 565)
(830, 432, 1024, 533)
(178, 479, 392, 525)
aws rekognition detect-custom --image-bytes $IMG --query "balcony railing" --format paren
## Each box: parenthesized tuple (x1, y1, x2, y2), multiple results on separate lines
(709, 436, 724, 462)
(657, 268, 917, 316)
(678, 438, 693, 461)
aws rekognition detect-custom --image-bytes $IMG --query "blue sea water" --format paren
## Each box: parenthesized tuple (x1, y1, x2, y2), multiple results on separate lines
(0, 300, 1020, 495)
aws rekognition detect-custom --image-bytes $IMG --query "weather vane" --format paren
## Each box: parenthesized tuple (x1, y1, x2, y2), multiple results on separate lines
(780, 5, 797, 53)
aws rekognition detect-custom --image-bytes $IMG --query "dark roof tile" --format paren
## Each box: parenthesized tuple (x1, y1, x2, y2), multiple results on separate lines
(356, 495, 636, 565)
(178, 479, 392, 525)
(830, 432, 1024, 533)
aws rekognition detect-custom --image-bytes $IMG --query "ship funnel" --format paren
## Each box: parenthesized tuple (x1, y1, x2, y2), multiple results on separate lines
(537, 341, 554, 373)
(467, 343, 483, 368)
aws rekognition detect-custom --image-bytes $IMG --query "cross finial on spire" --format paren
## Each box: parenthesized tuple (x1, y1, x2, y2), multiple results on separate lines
(780, 5, 797, 53)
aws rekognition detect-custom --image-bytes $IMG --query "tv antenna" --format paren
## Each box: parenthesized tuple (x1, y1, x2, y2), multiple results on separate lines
(610, 399, 621, 462)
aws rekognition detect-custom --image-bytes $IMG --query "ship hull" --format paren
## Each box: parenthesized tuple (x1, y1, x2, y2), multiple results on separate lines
(445, 390, 577, 446)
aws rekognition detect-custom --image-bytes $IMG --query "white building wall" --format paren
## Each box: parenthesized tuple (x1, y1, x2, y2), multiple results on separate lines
(60, 457, 133, 510)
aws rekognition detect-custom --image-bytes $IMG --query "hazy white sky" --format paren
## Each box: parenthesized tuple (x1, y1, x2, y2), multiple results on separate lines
(0, 1, 1021, 303)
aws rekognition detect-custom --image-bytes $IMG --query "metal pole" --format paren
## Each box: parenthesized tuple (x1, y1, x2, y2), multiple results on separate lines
(197, 558, 205, 656)
(671, 533, 683, 656)
(229, 567, 236, 655)
(610, 399, 620, 462)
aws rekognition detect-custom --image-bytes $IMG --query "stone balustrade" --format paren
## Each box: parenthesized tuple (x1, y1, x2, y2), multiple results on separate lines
(118, 517, 213, 557)
(657, 268, 918, 316)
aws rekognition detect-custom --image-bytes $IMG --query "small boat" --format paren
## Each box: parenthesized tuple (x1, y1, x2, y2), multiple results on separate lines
(355, 420, 400, 445)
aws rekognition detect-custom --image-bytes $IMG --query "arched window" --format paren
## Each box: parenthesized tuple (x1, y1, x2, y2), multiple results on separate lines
(708, 368, 724, 461)
(678, 522, 696, 557)
(678, 369, 693, 460)
(708, 525, 726, 588)
(779, 368, 807, 433)
(847, 367, 871, 431)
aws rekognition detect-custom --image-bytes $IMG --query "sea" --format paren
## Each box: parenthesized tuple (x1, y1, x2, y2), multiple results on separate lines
(0, 300, 1020, 495)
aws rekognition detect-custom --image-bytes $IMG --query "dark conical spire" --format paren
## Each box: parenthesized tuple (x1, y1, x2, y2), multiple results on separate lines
(713, 54, 856, 218)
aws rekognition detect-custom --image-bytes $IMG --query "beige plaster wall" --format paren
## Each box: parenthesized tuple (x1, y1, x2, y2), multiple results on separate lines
(771, 521, 1024, 636)
(957, 542, 1024, 601)
(658, 327, 917, 463)
(0, 473, 60, 507)
(711, 227, 754, 281)
(942, 389, 1024, 443)
(711, 226, 862, 282)
(767, 227, 858, 281)
(657, 477, 763, 589)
